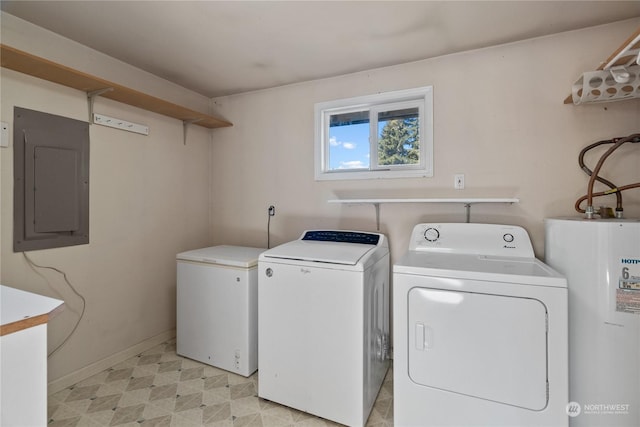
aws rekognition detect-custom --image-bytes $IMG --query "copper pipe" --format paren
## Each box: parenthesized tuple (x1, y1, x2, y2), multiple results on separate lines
(581, 133, 640, 217)
(578, 138, 623, 211)
(575, 182, 640, 213)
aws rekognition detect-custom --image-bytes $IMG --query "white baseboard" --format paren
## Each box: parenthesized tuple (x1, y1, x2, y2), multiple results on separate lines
(47, 329, 176, 395)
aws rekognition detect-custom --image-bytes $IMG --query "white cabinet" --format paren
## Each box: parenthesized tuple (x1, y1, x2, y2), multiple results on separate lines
(0, 285, 63, 427)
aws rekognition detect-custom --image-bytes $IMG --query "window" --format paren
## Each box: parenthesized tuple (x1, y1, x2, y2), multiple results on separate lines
(315, 86, 433, 180)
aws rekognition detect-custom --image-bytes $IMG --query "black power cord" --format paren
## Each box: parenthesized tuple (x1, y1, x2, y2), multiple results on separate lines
(22, 252, 86, 358)
(267, 205, 275, 248)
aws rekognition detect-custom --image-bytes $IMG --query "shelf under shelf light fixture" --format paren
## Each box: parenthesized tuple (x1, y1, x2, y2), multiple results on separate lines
(570, 30, 640, 105)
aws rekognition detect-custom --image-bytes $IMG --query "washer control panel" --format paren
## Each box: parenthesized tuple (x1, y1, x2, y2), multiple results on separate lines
(409, 223, 534, 257)
(301, 230, 381, 245)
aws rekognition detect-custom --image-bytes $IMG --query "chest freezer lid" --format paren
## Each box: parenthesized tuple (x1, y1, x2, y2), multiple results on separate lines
(261, 240, 376, 266)
(177, 245, 265, 268)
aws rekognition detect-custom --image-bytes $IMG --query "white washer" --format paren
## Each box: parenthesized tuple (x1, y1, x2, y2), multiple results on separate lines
(393, 223, 568, 427)
(177, 245, 264, 376)
(258, 230, 390, 427)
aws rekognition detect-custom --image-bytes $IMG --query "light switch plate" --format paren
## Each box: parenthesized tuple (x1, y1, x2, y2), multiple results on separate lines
(1, 122, 8, 147)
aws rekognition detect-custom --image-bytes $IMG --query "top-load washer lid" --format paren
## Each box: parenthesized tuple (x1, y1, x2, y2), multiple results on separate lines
(261, 230, 387, 266)
(262, 240, 375, 265)
(176, 245, 265, 268)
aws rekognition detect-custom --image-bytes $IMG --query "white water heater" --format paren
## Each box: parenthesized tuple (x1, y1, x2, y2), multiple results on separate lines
(545, 218, 640, 427)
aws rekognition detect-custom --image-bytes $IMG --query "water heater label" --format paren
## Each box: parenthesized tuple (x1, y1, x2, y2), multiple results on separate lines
(617, 257, 640, 315)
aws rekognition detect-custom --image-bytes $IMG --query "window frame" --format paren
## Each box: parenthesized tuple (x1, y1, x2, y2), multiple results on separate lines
(314, 86, 433, 181)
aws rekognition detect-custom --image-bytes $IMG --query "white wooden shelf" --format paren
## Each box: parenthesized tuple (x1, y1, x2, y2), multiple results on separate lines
(329, 198, 519, 204)
(328, 197, 520, 229)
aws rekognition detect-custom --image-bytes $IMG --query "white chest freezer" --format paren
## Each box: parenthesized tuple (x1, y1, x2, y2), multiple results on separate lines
(177, 245, 264, 376)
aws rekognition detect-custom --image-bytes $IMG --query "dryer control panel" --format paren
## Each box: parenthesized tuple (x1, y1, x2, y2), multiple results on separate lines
(409, 223, 534, 257)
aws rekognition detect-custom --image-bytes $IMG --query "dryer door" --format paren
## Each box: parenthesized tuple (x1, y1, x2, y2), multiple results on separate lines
(408, 285, 548, 410)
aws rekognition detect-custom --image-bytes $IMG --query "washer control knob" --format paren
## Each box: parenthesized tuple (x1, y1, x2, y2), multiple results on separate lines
(265, 268, 273, 277)
(424, 227, 440, 242)
(503, 233, 514, 243)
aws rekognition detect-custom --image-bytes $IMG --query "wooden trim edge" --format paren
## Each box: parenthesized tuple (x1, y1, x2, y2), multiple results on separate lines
(0, 314, 49, 336)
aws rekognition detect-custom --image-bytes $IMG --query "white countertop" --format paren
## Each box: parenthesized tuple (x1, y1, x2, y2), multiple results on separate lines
(1, 285, 64, 335)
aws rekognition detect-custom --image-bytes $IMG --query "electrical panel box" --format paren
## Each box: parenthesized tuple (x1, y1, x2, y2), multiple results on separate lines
(13, 107, 90, 252)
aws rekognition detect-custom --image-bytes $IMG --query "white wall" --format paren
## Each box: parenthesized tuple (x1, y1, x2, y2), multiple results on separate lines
(0, 12, 214, 384)
(209, 19, 640, 262)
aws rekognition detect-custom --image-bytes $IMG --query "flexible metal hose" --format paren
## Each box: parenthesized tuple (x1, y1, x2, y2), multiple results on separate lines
(578, 138, 623, 211)
(575, 182, 640, 213)
(575, 133, 640, 216)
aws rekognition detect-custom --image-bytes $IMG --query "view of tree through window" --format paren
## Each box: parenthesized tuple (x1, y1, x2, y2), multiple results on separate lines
(377, 108, 419, 166)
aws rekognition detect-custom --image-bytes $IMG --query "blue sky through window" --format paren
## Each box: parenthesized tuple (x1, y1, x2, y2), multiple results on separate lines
(328, 122, 370, 170)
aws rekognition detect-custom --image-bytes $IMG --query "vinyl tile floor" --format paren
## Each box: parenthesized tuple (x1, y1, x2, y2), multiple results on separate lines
(47, 339, 394, 427)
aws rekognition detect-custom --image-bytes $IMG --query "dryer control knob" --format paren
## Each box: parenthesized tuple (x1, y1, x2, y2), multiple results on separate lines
(424, 227, 440, 242)
(503, 233, 514, 243)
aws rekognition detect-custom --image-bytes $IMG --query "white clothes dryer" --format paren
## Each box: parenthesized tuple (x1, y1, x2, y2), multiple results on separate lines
(259, 230, 390, 427)
(393, 223, 568, 427)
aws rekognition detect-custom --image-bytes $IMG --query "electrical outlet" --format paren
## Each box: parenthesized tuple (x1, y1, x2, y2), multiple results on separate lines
(268, 205, 276, 216)
(454, 174, 465, 190)
(1, 122, 8, 148)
